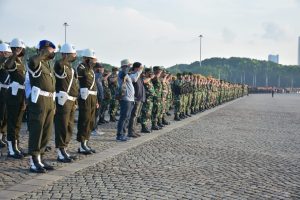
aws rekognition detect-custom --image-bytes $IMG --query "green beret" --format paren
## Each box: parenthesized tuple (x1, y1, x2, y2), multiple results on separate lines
(144, 68, 153, 73)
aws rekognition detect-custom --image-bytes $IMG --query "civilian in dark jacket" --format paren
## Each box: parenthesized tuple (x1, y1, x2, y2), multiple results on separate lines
(92, 63, 104, 133)
(128, 62, 145, 137)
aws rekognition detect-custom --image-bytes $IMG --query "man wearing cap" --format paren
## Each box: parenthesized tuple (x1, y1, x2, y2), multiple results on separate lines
(54, 43, 78, 163)
(77, 49, 98, 154)
(4, 38, 27, 159)
(27, 40, 56, 173)
(108, 67, 119, 122)
(128, 62, 145, 138)
(0, 43, 12, 148)
(151, 66, 164, 130)
(116, 59, 143, 141)
(140, 68, 155, 133)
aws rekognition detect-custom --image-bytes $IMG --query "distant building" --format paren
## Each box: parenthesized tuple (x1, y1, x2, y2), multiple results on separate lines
(268, 54, 279, 64)
(298, 37, 300, 66)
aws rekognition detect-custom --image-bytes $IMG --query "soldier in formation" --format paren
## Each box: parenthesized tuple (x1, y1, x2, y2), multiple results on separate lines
(0, 38, 248, 173)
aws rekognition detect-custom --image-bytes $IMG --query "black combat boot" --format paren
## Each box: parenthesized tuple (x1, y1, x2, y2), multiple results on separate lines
(174, 114, 181, 121)
(7, 140, 24, 159)
(57, 148, 72, 163)
(29, 155, 46, 173)
(141, 125, 151, 133)
(151, 124, 161, 131)
(78, 140, 92, 155)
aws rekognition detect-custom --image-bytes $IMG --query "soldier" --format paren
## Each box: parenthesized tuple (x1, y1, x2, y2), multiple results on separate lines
(77, 49, 98, 154)
(0, 43, 12, 148)
(160, 70, 170, 125)
(108, 67, 119, 122)
(54, 43, 78, 163)
(151, 66, 163, 130)
(166, 73, 173, 116)
(141, 68, 155, 133)
(173, 73, 183, 121)
(27, 40, 56, 173)
(4, 38, 27, 159)
(98, 69, 111, 124)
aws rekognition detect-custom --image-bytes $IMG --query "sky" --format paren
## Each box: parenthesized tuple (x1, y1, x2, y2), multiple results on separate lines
(0, 0, 299, 67)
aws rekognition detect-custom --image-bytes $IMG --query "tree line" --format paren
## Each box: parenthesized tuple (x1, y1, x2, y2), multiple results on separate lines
(168, 57, 300, 88)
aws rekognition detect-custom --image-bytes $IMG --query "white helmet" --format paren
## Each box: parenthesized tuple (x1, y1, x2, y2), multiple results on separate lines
(81, 49, 96, 59)
(0, 43, 12, 52)
(60, 43, 76, 54)
(10, 38, 26, 48)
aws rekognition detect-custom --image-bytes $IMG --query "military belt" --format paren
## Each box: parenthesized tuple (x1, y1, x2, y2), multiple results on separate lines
(89, 91, 97, 96)
(9, 83, 25, 90)
(0, 83, 9, 89)
(55, 91, 77, 102)
(39, 90, 55, 98)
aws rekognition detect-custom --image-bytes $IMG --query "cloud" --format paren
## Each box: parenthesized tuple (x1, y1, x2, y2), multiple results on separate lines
(261, 22, 285, 40)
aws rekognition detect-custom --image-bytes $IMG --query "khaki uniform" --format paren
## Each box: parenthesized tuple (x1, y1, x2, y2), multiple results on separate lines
(54, 60, 78, 148)
(27, 56, 56, 156)
(77, 63, 97, 142)
(4, 55, 26, 143)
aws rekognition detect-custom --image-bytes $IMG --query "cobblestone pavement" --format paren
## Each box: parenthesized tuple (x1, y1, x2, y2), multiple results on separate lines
(11, 94, 300, 199)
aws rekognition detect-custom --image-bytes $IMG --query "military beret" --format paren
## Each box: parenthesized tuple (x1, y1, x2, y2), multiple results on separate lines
(112, 67, 118, 71)
(144, 68, 153, 73)
(153, 66, 162, 71)
(94, 62, 103, 68)
(38, 40, 56, 50)
(176, 73, 181, 77)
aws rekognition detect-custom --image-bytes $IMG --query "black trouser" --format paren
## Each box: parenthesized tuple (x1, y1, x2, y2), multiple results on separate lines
(6, 89, 25, 141)
(55, 100, 76, 148)
(28, 95, 55, 156)
(77, 95, 97, 142)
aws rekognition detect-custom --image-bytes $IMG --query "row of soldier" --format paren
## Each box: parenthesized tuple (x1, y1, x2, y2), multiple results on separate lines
(0, 39, 248, 173)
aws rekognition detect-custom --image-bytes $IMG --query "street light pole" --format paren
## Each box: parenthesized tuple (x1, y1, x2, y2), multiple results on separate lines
(63, 22, 69, 43)
(199, 35, 203, 67)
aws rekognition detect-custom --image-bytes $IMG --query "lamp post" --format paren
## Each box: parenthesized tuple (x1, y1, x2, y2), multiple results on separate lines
(63, 22, 69, 43)
(199, 35, 203, 67)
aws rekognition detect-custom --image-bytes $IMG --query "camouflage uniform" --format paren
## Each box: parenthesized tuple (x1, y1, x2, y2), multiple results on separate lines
(141, 68, 155, 132)
(108, 67, 119, 122)
(99, 70, 111, 123)
(160, 71, 170, 125)
(151, 66, 163, 130)
(173, 74, 183, 121)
